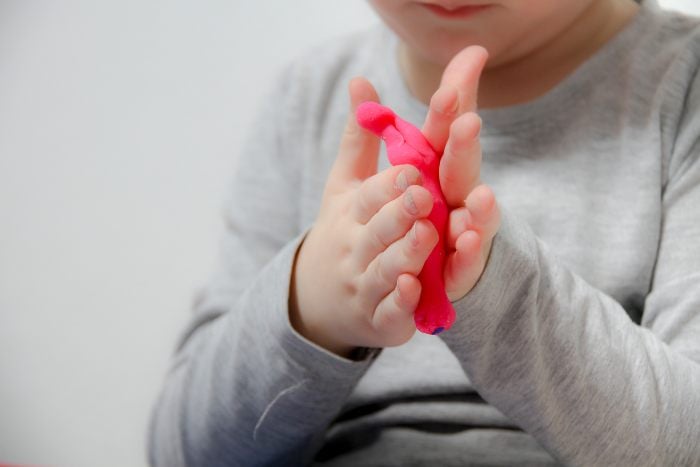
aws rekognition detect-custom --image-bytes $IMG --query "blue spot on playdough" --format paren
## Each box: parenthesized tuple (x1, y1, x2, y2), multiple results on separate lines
(432, 327, 445, 335)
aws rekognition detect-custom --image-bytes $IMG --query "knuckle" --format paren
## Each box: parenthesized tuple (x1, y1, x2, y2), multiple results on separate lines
(354, 187, 373, 222)
(373, 254, 394, 288)
(342, 274, 359, 297)
(338, 250, 358, 278)
(404, 227, 420, 253)
(400, 240, 424, 274)
(343, 118, 361, 139)
(441, 166, 462, 188)
(368, 224, 390, 251)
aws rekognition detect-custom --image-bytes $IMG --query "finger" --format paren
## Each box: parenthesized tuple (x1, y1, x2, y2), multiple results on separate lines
(444, 186, 500, 302)
(440, 45, 489, 114)
(326, 77, 381, 193)
(421, 85, 459, 154)
(356, 184, 434, 267)
(422, 45, 488, 153)
(371, 273, 420, 346)
(465, 184, 500, 237)
(446, 206, 473, 251)
(444, 230, 483, 301)
(445, 184, 498, 260)
(352, 164, 421, 225)
(360, 219, 438, 306)
(440, 112, 483, 207)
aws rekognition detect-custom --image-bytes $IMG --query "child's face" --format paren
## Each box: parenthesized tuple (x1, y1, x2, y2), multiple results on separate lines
(369, 0, 600, 68)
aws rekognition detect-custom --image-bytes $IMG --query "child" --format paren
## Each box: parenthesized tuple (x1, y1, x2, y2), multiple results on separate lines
(149, 0, 700, 465)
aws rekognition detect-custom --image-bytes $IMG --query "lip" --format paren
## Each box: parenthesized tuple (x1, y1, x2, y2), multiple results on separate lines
(421, 3, 490, 19)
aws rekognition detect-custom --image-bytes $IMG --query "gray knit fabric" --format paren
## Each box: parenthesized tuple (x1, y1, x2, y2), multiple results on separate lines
(148, 1, 700, 465)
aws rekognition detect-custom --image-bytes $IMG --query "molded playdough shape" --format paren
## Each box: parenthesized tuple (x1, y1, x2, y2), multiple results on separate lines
(356, 101, 455, 335)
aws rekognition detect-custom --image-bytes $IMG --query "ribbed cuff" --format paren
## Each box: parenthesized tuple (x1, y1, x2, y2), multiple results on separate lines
(255, 228, 382, 383)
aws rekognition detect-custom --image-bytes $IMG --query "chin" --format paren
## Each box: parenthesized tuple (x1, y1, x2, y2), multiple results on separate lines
(414, 34, 484, 67)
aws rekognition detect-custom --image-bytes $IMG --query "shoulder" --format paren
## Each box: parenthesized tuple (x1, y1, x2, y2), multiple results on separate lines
(637, 3, 700, 92)
(640, 5, 700, 79)
(621, 2, 700, 91)
(626, 3, 700, 182)
(653, 8, 700, 180)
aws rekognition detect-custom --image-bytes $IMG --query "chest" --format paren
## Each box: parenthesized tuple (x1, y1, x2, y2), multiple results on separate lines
(300, 114, 662, 324)
(479, 131, 662, 321)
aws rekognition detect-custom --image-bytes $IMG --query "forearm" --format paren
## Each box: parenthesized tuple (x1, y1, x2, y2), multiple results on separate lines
(441, 209, 700, 465)
(148, 232, 379, 467)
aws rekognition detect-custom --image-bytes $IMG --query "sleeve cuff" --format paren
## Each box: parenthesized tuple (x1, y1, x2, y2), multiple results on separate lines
(249, 228, 382, 383)
(441, 206, 539, 349)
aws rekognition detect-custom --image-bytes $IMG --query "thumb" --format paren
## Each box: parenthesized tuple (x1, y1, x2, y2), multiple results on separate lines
(440, 45, 489, 114)
(421, 45, 488, 154)
(326, 77, 381, 191)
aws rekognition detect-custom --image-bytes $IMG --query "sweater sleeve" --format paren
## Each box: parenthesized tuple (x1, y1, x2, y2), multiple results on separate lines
(147, 61, 380, 467)
(439, 69, 700, 465)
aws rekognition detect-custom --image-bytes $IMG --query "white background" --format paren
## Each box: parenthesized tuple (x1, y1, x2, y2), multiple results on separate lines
(1, 1, 697, 466)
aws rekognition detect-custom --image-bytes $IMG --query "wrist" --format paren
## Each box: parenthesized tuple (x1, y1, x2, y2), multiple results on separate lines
(288, 235, 357, 359)
(289, 303, 356, 358)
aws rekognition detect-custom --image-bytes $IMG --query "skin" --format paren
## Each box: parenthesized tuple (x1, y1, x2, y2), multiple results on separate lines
(374, 0, 640, 108)
(356, 101, 460, 335)
(290, 0, 640, 357)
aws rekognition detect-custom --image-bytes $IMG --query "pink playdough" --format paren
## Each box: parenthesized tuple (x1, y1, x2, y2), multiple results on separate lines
(356, 101, 455, 335)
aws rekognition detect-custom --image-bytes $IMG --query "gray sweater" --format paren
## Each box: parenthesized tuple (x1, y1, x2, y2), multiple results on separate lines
(148, 1, 700, 465)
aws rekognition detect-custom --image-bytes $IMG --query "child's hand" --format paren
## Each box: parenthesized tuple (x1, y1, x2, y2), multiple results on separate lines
(421, 46, 501, 303)
(290, 77, 436, 357)
(443, 183, 500, 302)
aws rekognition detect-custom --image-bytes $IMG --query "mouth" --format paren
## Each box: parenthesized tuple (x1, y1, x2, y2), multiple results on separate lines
(420, 3, 491, 19)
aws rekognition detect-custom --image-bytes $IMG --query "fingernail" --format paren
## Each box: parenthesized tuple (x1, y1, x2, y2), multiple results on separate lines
(404, 190, 418, 215)
(395, 171, 408, 192)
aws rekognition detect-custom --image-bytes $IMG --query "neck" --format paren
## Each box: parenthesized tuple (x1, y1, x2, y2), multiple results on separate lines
(398, 0, 640, 109)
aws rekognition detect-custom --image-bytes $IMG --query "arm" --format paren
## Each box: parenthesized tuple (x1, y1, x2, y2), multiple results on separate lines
(442, 205, 700, 465)
(439, 85, 700, 465)
(147, 64, 379, 467)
